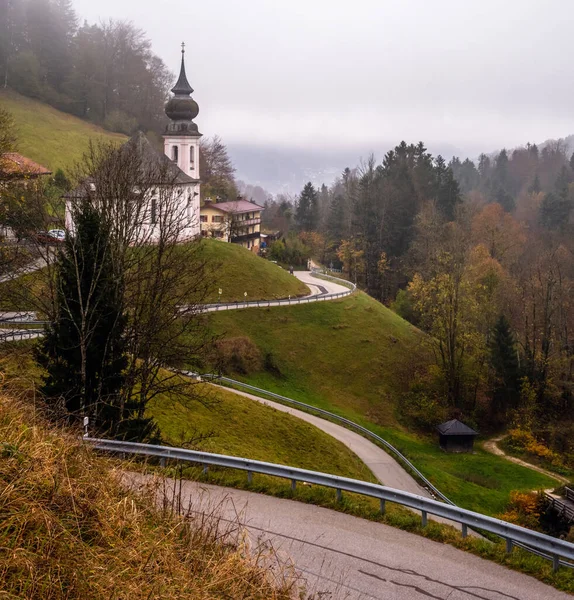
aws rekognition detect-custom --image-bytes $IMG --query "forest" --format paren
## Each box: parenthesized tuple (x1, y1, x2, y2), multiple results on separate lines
(265, 141, 574, 467)
(0, 0, 170, 134)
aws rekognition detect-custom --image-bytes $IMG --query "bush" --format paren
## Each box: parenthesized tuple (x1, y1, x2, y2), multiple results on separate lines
(498, 490, 546, 531)
(399, 384, 447, 432)
(268, 235, 310, 266)
(507, 428, 562, 465)
(213, 336, 262, 375)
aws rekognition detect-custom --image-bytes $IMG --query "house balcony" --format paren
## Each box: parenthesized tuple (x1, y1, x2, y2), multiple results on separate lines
(231, 231, 261, 243)
(233, 217, 261, 227)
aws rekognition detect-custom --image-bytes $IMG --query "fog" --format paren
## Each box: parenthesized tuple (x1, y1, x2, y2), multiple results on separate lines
(74, 0, 574, 157)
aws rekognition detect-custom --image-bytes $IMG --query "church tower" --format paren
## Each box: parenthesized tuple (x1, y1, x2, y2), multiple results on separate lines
(163, 43, 201, 183)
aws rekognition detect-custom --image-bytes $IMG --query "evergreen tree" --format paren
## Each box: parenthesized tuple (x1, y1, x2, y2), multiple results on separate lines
(37, 201, 127, 433)
(434, 155, 461, 221)
(295, 182, 318, 231)
(489, 315, 520, 415)
(528, 173, 541, 194)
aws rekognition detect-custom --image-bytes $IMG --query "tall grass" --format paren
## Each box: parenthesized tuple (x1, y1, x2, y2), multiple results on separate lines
(0, 390, 306, 599)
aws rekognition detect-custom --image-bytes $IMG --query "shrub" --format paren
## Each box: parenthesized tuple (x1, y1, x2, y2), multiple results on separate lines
(213, 336, 262, 375)
(498, 490, 546, 531)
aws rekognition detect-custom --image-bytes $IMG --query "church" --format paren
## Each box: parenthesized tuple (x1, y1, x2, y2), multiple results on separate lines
(65, 44, 202, 243)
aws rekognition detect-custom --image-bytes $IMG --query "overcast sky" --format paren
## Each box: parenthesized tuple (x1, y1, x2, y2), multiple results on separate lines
(73, 0, 574, 158)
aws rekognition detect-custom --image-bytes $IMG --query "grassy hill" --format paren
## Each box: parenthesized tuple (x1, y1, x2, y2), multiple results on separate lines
(0, 391, 301, 599)
(201, 239, 309, 302)
(149, 383, 374, 481)
(0, 89, 125, 172)
(206, 291, 557, 514)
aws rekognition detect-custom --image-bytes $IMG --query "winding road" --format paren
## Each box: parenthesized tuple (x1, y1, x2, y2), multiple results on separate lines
(126, 473, 570, 600)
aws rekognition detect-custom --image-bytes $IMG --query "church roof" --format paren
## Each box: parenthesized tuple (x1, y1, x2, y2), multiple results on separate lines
(64, 132, 197, 199)
(0, 153, 51, 178)
(436, 419, 478, 436)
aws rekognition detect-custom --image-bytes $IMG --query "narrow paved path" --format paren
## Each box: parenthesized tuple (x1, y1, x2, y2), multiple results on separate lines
(213, 383, 427, 496)
(482, 436, 569, 485)
(126, 473, 569, 600)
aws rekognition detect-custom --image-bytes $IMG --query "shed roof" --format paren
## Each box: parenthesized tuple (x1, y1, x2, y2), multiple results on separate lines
(436, 419, 477, 436)
(0, 153, 52, 178)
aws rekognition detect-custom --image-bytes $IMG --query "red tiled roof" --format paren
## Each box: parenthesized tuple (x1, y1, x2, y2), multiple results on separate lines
(0, 153, 52, 177)
(205, 200, 263, 214)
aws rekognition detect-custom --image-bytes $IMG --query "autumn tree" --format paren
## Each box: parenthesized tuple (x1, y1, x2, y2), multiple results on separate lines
(200, 135, 237, 201)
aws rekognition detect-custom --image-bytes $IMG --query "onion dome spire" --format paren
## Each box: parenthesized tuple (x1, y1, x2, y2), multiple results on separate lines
(171, 42, 194, 96)
(165, 42, 200, 133)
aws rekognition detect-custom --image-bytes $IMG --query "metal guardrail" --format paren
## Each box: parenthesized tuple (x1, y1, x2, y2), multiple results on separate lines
(201, 271, 356, 312)
(0, 328, 44, 342)
(190, 372, 453, 505)
(85, 437, 574, 571)
(190, 372, 574, 569)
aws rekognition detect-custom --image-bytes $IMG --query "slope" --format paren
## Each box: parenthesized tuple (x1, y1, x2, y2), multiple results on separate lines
(206, 292, 557, 514)
(0, 89, 125, 172)
(0, 390, 300, 599)
(201, 238, 308, 302)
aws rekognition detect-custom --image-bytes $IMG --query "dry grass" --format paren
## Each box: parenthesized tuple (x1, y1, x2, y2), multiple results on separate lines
(0, 390, 306, 599)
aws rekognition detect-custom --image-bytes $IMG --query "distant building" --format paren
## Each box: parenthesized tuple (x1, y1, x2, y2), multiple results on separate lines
(200, 198, 263, 250)
(436, 419, 478, 453)
(64, 44, 201, 243)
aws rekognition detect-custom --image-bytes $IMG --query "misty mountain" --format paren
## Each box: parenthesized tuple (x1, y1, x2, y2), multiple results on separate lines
(229, 141, 477, 196)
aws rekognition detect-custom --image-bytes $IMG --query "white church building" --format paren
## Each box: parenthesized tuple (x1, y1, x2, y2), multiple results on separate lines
(65, 45, 202, 243)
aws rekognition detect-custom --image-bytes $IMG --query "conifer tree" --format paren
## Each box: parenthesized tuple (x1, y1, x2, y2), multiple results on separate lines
(489, 315, 520, 415)
(37, 201, 127, 433)
(296, 182, 319, 231)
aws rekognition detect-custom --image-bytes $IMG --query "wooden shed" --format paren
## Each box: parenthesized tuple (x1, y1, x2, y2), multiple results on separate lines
(436, 419, 478, 453)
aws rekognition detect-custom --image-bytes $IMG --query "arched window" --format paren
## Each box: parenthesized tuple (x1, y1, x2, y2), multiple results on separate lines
(172, 145, 179, 161)
(190, 146, 195, 169)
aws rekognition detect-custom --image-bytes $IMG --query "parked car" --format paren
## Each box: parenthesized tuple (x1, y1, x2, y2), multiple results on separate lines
(32, 230, 64, 245)
(48, 229, 66, 241)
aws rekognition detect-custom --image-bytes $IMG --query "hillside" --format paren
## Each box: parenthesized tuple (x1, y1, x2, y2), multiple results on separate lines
(0, 89, 125, 172)
(0, 390, 300, 599)
(206, 292, 557, 514)
(201, 239, 309, 302)
(149, 383, 373, 481)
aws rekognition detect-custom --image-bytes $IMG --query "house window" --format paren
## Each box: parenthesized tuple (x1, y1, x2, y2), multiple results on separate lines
(172, 146, 179, 161)
(200, 215, 208, 223)
(212, 215, 223, 223)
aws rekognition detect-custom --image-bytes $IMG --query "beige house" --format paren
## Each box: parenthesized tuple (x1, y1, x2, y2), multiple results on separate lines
(200, 199, 263, 250)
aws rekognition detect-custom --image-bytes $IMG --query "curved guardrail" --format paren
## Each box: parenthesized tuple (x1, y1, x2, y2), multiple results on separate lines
(189, 372, 452, 505)
(85, 437, 574, 571)
(201, 270, 356, 312)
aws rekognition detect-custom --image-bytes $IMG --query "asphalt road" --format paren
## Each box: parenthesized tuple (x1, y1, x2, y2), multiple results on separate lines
(217, 384, 427, 497)
(126, 473, 569, 600)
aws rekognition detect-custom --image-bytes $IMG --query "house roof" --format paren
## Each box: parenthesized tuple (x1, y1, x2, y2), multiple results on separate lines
(0, 153, 52, 178)
(436, 419, 478, 436)
(64, 132, 198, 198)
(203, 200, 263, 214)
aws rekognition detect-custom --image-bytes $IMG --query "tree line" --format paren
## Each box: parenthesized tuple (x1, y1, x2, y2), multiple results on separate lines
(274, 139, 574, 464)
(0, 0, 171, 134)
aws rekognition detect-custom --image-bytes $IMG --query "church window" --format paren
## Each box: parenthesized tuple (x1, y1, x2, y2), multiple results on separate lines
(190, 146, 195, 168)
(172, 146, 179, 161)
(151, 197, 157, 224)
